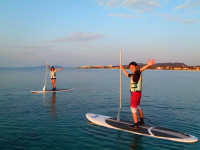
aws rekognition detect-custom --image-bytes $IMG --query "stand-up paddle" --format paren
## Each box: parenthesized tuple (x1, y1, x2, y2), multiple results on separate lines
(86, 50, 198, 143)
(117, 49, 122, 122)
(43, 61, 48, 92)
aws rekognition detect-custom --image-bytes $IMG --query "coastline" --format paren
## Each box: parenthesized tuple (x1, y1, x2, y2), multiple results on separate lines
(78, 64, 200, 71)
(78, 68, 200, 71)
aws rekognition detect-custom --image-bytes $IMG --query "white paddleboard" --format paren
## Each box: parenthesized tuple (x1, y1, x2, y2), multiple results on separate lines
(86, 113, 198, 143)
(31, 89, 73, 94)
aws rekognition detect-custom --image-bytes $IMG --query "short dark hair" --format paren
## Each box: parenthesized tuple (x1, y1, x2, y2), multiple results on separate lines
(51, 66, 55, 69)
(129, 62, 138, 67)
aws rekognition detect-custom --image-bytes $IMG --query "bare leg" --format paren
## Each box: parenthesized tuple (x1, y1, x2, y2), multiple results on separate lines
(137, 109, 143, 120)
(51, 79, 56, 89)
(138, 109, 145, 125)
(132, 112, 138, 123)
(130, 112, 139, 129)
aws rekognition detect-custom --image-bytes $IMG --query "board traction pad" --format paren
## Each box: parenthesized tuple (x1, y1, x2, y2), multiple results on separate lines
(105, 118, 189, 139)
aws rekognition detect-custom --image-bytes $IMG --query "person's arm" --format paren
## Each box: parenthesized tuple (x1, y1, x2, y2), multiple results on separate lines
(140, 59, 155, 72)
(47, 63, 51, 70)
(120, 65, 129, 77)
(55, 68, 63, 72)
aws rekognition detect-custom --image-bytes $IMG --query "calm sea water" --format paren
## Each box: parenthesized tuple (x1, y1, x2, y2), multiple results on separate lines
(0, 68, 199, 150)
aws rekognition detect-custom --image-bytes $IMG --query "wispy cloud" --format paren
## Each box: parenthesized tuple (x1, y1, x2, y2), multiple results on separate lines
(49, 32, 106, 43)
(96, 0, 121, 7)
(109, 13, 138, 18)
(158, 13, 198, 24)
(175, 0, 200, 9)
(166, 17, 198, 24)
(96, 0, 199, 23)
(121, 0, 160, 12)
(97, 0, 200, 11)
(96, 0, 161, 12)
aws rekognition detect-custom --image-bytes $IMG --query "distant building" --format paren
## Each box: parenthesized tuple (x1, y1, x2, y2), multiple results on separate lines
(174, 68, 181, 70)
(78, 63, 200, 71)
(183, 68, 189, 70)
(95, 66, 103, 68)
(156, 67, 164, 70)
(195, 67, 200, 70)
(82, 65, 92, 68)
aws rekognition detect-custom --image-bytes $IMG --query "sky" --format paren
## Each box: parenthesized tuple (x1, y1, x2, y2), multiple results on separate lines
(0, 0, 200, 67)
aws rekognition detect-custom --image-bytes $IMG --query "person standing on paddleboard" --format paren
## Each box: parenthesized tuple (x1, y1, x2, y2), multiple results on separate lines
(47, 63, 63, 91)
(120, 59, 155, 129)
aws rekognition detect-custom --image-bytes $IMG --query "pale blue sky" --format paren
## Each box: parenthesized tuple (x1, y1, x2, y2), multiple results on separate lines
(0, 0, 200, 67)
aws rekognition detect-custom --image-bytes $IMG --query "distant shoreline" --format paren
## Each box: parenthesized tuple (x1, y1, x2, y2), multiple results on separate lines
(77, 67, 200, 71)
(1, 64, 199, 71)
(78, 63, 200, 71)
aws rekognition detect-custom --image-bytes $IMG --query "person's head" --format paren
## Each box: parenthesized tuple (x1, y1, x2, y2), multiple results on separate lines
(129, 62, 138, 73)
(51, 66, 55, 71)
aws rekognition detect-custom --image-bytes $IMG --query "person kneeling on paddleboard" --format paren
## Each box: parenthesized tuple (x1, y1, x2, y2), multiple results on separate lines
(120, 59, 155, 129)
(47, 63, 63, 91)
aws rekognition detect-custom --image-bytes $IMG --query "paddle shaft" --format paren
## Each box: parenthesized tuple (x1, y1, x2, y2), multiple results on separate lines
(117, 49, 122, 121)
(43, 61, 48, 91)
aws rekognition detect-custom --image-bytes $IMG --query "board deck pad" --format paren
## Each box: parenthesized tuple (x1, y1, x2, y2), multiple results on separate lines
(105, 118, 189, 139)
(31, 89, 73, 93)
(86, 113, 198, 143)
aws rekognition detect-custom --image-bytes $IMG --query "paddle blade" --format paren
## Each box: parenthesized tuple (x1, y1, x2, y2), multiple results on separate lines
(43, 85, 46, 92)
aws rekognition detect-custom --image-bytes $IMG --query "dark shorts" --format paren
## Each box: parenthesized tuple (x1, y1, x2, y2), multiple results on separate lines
(130, 91, 141, 108)
(51, 78, 56, 80)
